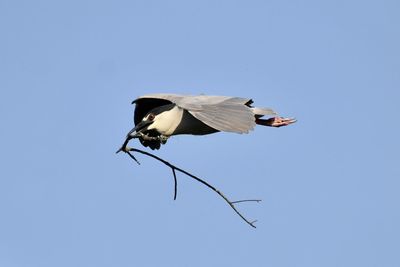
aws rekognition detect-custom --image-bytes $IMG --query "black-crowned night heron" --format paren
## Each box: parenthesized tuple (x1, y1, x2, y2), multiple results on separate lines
(120, 93, 296, 150)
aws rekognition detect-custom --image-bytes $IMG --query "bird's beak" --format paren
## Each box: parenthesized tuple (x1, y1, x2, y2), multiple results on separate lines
(126, 120, 152, 139)
(116, 120, 152, 154)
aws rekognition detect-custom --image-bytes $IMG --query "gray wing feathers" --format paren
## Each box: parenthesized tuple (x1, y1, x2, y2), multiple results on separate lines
(189, 101, 256, 133)
(136, 94, 248, 106)
(175, 96, 254, 133)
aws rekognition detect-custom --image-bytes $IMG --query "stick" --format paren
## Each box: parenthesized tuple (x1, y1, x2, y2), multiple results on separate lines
(118, 146, 261, 228)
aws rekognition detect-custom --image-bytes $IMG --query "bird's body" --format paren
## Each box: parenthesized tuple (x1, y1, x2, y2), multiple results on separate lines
(149, 105, 219, 136)
(122, 94, 296, 150)
(147, 105, 183, 136)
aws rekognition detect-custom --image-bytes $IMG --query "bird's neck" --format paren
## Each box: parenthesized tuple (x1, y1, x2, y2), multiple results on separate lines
(148, 106, 183, 136)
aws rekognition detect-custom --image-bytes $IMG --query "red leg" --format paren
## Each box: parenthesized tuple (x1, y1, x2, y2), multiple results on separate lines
(256, 117, 297, 127)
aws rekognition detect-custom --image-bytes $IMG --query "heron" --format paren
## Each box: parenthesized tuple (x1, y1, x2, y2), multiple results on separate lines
(119, 93, 296, 151)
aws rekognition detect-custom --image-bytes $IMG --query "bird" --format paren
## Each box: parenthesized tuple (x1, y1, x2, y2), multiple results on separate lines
(120, 93, 296, 150)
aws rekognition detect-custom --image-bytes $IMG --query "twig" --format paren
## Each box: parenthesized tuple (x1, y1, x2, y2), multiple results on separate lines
(119, 147, 261, 228)
(172, 168, 177, 201)
(126, 150, 141, 165)
(231, 199, 262, 204)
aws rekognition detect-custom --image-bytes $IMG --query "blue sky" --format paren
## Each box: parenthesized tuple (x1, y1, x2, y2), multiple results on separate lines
(1, 0, 399, 266)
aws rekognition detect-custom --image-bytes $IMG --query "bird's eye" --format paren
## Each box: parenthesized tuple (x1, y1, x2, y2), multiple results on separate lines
(148, 113, 155, 121)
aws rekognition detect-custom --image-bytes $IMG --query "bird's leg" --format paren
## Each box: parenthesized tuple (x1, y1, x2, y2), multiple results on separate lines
(262, 117, 297, 127)
(158, 135, 169, 144)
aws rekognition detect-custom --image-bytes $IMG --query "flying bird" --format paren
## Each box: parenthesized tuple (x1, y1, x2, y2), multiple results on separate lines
(121, 93, 296, 150)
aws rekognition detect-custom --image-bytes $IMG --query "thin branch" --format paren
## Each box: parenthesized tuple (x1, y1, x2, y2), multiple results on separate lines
(121, 147, 260, 228)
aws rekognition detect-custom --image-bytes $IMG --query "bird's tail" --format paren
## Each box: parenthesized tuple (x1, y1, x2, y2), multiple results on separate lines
(252, 107, 277, 127)
(251, 107, 276, 117)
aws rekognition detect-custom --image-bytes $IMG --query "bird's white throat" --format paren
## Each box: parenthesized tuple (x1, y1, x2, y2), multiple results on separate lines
(147, 105, 184, 136)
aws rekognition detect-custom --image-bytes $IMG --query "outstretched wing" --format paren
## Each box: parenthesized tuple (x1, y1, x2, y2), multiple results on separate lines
(133, 94, 269, 133)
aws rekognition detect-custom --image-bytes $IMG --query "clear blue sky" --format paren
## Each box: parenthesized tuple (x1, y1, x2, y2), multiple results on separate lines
(1, 0, 399, 266)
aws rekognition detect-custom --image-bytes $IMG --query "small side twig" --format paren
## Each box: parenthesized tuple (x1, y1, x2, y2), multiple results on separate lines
(119, 146, 261, 228)
(172, 168, 177, 201)
(126, 150, 141, 165)
(231, 199, 262, 204)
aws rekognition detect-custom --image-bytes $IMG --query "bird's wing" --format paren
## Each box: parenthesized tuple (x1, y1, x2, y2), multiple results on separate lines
(133, 94, 256, 133)
(178, 95, 256, 133)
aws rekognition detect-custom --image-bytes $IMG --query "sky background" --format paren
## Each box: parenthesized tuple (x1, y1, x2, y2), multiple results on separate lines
(1, 0, 399, 266)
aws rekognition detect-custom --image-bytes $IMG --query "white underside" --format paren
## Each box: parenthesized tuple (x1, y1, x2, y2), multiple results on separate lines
(147, 106, 184, 136)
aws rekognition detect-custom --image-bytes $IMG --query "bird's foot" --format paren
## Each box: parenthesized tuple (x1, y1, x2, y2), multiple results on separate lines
(158, 135, 169, 144)
(269, 117, 297, 127)
(137, 132, 169, 143)
(136, 132, 155, 141)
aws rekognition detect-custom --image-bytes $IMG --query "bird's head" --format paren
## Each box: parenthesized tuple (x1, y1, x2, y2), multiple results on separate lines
(116, 112, 158, 154)
(117, 104, 176, 153)
(127, 112, 156, 138)
(128, 104, 177, 138)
